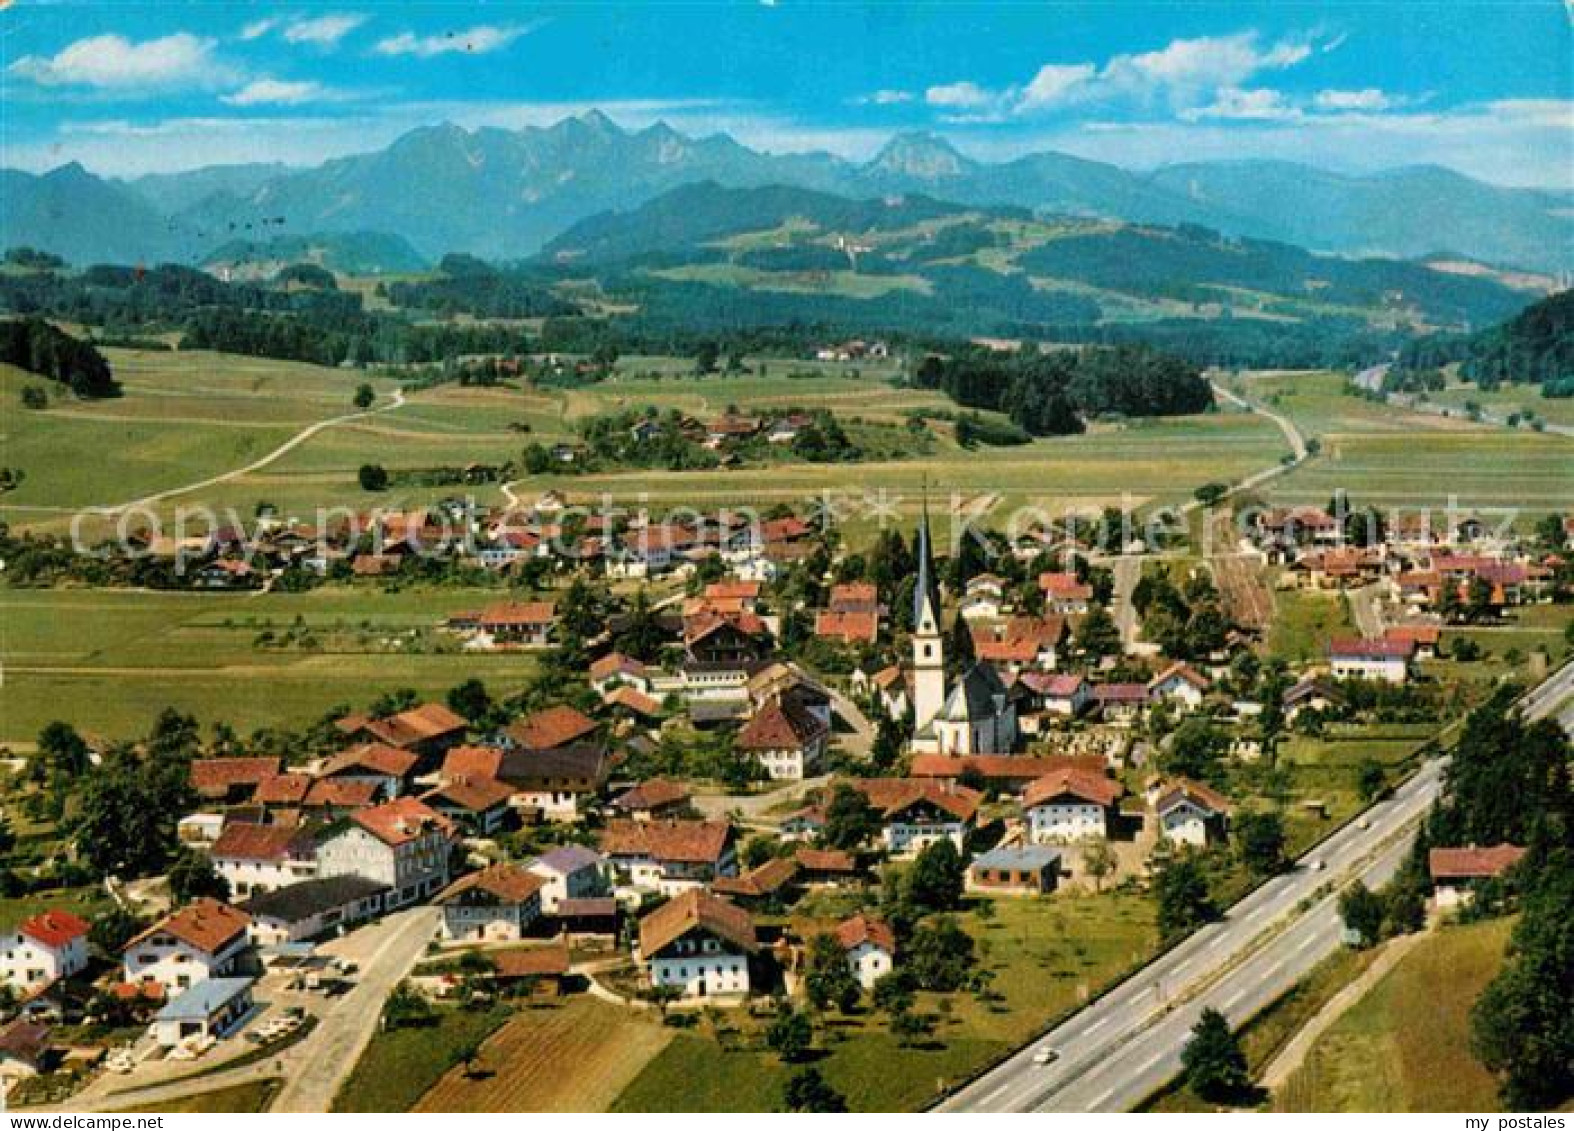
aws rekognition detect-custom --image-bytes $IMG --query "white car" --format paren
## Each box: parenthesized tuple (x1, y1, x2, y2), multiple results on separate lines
(1032, 1046, 1060, 1066)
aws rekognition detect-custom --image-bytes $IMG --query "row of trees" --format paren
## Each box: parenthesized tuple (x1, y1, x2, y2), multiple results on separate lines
(0, 317, 119, 398)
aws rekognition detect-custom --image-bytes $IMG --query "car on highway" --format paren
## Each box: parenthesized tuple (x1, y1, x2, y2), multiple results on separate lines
(1032, 1046, 1060, 1065)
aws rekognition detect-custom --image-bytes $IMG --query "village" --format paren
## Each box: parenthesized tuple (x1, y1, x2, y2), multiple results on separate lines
(2, 480, 1568, 1112)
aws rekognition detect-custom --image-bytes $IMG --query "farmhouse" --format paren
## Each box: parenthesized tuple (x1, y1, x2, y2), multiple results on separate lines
(1023, 768, 1123, 844)
(601, 819, 737, 894)
(436, 863, 546, 941)
(496, 743, 609, 821)
(318, 743, 420, 801)
(851, 778, 983, 856)
(421, 775, 515, 836)
(1327, 636, 1414, 684)
(638, 889, 757, 1000)
(736, 696, 830, 780)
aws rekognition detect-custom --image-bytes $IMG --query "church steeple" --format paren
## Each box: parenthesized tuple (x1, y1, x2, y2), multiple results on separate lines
(911, 485, 945, 730)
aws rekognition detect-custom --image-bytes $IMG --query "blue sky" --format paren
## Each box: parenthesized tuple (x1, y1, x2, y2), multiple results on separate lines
(2, 1, 1570, 186)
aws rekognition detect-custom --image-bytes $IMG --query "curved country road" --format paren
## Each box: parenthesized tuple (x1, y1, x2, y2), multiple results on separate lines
(91, 388, 407, 515)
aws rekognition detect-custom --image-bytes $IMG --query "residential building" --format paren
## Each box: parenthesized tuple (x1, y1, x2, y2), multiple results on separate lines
(316, 797, 457, 908)
(967, 845, 1063, 895)
(1155, 778, 1233, 846)
(123, 899, 252, 994)
(1429, 844, 1526, 909)
(851, 779, 983, 856)
(1327, 636, 1414, 683)
(210, 823, 319, 898)
(1023, 768, 1123, 844)
(735, 696, 830, 781)
(638, 889, 757, 1000)
(436, 863, 546, 942)
(0, 911, 89, 995)
(239, 876, 389, 946)
(600, 819, 737, 894)
(152, 978, 255, 1049)
(526, 845, 608, 915)
(834, 913, 895, 989)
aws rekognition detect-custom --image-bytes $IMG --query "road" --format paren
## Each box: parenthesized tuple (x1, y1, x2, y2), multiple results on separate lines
(941, 659, 1574, 1113)
(92, 388, 407, 514)
(1348, 582, 1387, 639)
(1108, 555, 1143, 650)
(1211, 379, 1309, 463)
(1355, 362, 1574, 439)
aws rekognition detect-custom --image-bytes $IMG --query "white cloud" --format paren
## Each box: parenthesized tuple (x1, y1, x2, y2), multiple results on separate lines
(1315, 88, 1394, 112)
(1184, 87, 1300, 122)
(282, 14, 367, 47)
(861, 89, 914, 106)
(239, 18, 279, 42)
(925, 81, 995, 110)
(373, 24, 532, 58)
(1019, 64, 1096, 111)
(8, 32, 221, 89)
(222, 79, 326, 107)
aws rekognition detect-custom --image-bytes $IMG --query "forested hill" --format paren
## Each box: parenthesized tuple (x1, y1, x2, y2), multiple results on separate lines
(1398, 289, 1573, 391)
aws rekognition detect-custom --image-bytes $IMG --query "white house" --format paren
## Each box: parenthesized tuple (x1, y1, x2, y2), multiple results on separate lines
(435, 863, 545, 942)
(1147, 662, 1210, 711)
(600, 819, 737, 896)
(1327, 637, 1414, 684)
(122, 899, 253, 994)
(638, 889, 757, 1000)
(316, 797, 457, 908)
(526, 845, 608, 915)
(1, 910, 89, 995)
(1155, 778, 1233, 847)
(238, 876, 389, 947)
(210, 823, 319, 899)
(853, 779, 983, 856)
(834, 914, 895, 990)
(734, 697, 829, 781)
(1023, 768, 1123, 844)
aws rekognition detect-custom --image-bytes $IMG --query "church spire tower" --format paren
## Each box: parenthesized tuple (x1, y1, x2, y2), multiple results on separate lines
(912, 485, 945, 731)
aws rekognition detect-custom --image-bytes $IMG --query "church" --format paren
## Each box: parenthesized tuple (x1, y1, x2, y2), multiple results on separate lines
(908, 508, 1020, 756)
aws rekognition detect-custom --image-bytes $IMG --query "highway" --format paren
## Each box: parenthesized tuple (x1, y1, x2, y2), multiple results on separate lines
(940, 659, 1573, 1113)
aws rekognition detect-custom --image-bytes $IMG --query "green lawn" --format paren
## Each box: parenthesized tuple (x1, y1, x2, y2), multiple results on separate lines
(1265, 588, 1353, 664)
(0, 586, 542, 742)
(612, 892, 1157, 1112)
(334, 1004, 511, 1113)
(121, 1078, 282, 1113)
(1275, 918, 1514, 1112)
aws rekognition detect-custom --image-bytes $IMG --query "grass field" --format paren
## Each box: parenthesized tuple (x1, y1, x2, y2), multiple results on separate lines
(121, 1079, 282, 1113)
(416, 998, 673, 1112)
(0, 587, 541, 743)
(1230, 371, 1573, 517)
(1275, 918, 1512, 1112)
(1425, 379, 1574, 430)
(334, 1003, 511, 1113)
(610, 892, 1156, 1112)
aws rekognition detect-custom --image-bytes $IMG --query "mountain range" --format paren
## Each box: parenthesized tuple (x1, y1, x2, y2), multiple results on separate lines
(3, 110, 1570, 273)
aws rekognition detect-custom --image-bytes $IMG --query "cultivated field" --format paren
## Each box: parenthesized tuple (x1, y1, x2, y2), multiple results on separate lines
(416, 999, 673, 1112)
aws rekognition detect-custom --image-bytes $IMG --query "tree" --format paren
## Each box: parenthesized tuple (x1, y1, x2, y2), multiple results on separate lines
(1357, 758, 1388, 803)
(456, 1039, 485, 1079)
(1166, 719, 1226, 783)
(1082, 838, 1117, 892)
(35, 720, 90, 778)
(1182, 1008, 1251, 1103)
(383, 981, 435, 1029)
(765, 1003, 813, 1063)
(889, 1005, 934, 1047)
(446, 678, 492, 725)
(1234, 810, 1288, 876)
(20, 384, 47, 410)
(693, 341, 720, 375)
(1338, 881, 1385, 949)
(821, 783, 880, 851)
(1074, 602, 1122, 658)
(805, 932, 862, 1013)
(1156, 856, 1216, 939)
(358, 463, 389, 491)
(904, 837, 965, 912)
(77, 744, 194, 879)
(1471, 851, 1574, 1109)
(353, 383, 376, 409)
(782, 1066, 847, 1112)
(168, 848, 230, 903)
(89, 906, 143, 954)
(905, 916, 975, 991)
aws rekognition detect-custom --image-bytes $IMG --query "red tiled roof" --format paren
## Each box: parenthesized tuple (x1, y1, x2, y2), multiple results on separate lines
(212, 822, 313, 862)
(437, 862, 545, 905)
(704, 581, 762, 602)
(851, 778, 982, 822)
(321, 743, 419, 780)
(423, 776, 515, 812)
(1018, 672, 1086, 698)
(253, 773, 312, 805)
(1155, 776, 1234, 816)
(492, 942, 570, 978)
(590, 652, 646, 682)
(600, 818, 731, 864)
(476, 601, 555, 627)
(793, 847, 856, 874)
(442, 745, 505, 781)
(639, 889, 757, 956)
(910, 753, 1105, 783)
(191, 757, 281, 797)
(356, 702, 468, 748)
(351, 797, 455, 847)
(814, 610, 879, 644)
(1023, 768, 1123, 809)
(128, 899, 249, 956)
(1149, 662, 1210, 692)
(736, 698, 827, 752)
(1429, 844, 1526, 880)
(303, 779, 380, 809)
(611, 779, 690, 813)
(605, 686, 662, 717)
(1328, 637, 1415, 659)
(1038, 572, 1093, 599)
(834, 913, 895, 954)
(508, 705, 598, 750)
(713, 856, 799, 898)
(19, 910, 89, 948)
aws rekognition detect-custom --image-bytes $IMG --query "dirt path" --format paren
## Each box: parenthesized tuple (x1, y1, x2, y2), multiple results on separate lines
(91, 388, 407, 514)
(1258, 928, 1429, 1095)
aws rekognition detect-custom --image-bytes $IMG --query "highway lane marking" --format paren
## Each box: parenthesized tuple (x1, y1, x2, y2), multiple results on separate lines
(1088, 1086, 1117, 1108)
(982, 1082, 1013, 1105)
(1294, 933, 1321, 954)
(1085, 1015, 1112, 1037)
